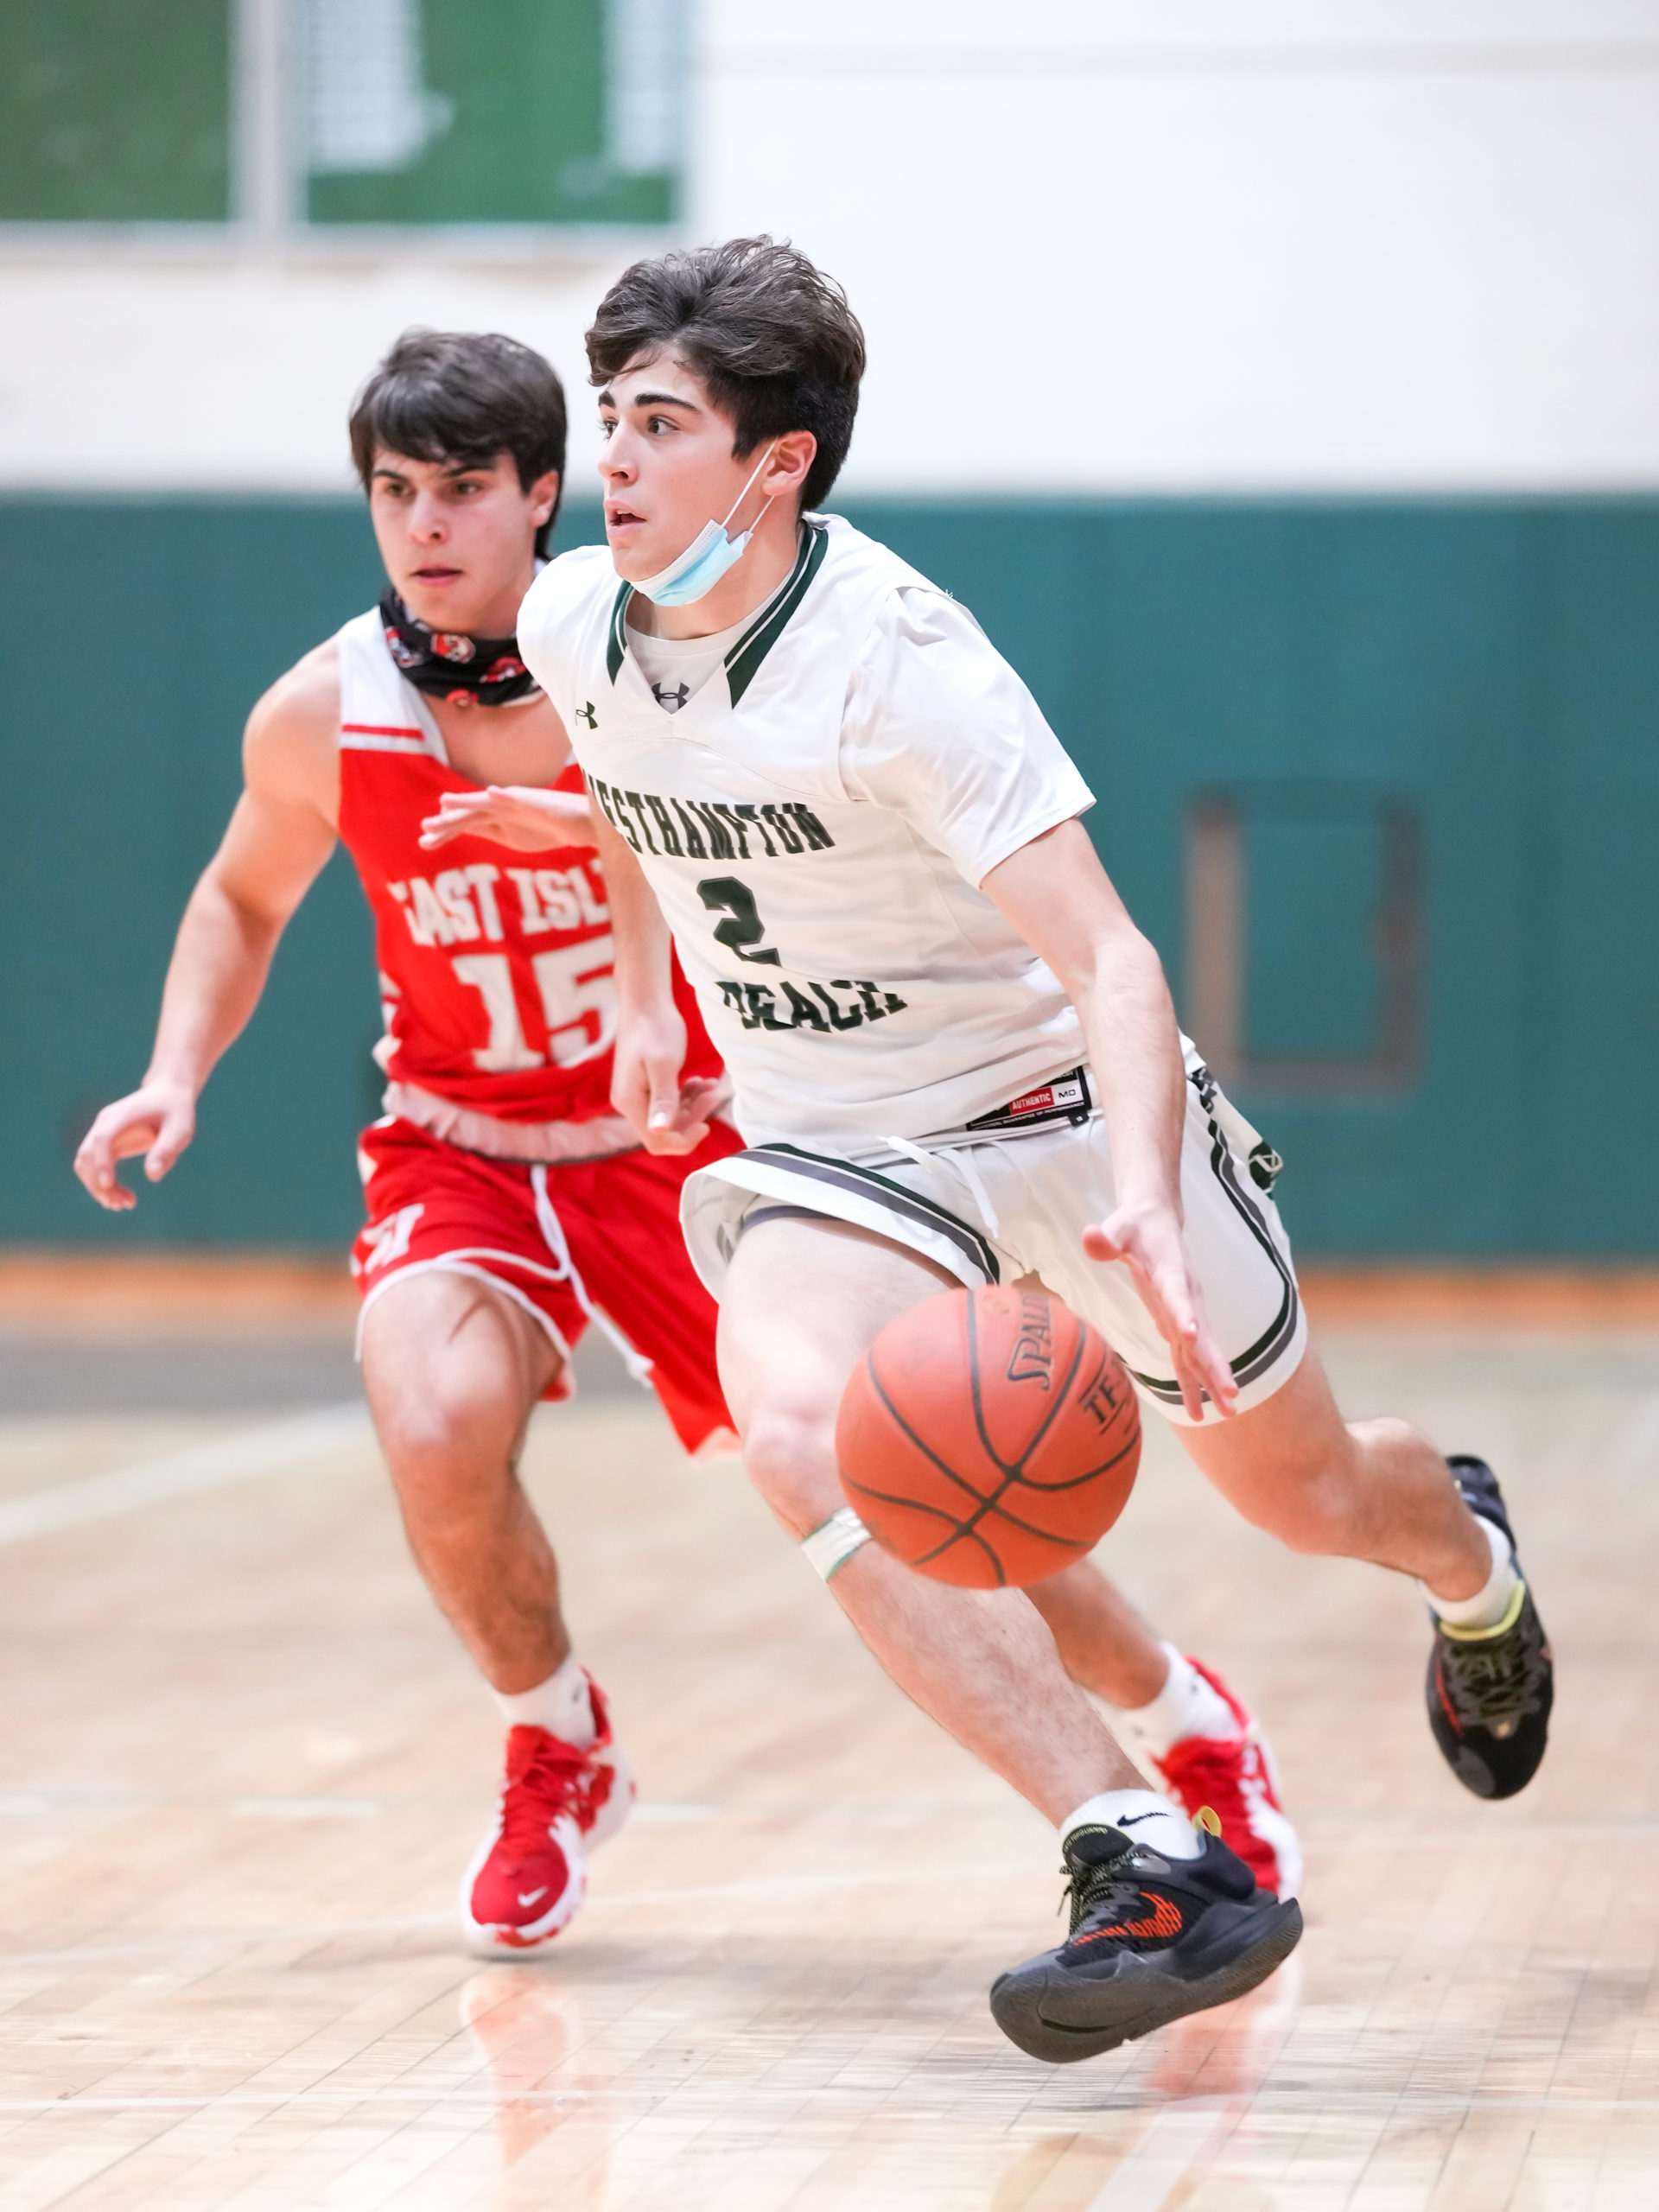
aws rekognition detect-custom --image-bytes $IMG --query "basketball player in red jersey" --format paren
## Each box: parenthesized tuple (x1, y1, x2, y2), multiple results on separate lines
(75, 331, 1300, 1953)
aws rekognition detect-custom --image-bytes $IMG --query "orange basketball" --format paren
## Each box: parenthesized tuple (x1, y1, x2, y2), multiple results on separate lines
(836, 1285, 1141, 1589)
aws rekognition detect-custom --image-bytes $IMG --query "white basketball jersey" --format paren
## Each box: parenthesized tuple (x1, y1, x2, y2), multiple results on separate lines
(517, 515, 1095, 1149)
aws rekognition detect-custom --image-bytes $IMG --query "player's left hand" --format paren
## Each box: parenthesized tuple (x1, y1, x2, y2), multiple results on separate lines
(419, 785, 596, 852)
(1081, 1201, 1237, 1421)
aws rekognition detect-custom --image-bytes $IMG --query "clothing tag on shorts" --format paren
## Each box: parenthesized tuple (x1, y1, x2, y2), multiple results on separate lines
(963, 1066, 1093, 1135)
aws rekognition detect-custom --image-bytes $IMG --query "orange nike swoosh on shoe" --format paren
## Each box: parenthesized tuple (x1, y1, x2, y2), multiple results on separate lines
(1072, 1891, 1185, 1945)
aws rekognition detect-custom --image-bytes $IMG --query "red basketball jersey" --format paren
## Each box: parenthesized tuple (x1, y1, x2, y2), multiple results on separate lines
(334, 607, 719, 1124)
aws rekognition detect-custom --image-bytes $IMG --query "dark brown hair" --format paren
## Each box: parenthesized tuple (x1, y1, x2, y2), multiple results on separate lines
(348, 329, 568, 556)
(585, 237, 866, 512)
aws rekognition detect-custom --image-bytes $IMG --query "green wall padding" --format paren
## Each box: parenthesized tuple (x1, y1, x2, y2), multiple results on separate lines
(4, 494, 1656, 1256)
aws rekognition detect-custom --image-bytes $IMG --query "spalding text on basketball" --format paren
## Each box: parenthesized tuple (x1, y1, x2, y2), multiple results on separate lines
(1006, 1294, 1054, 1389)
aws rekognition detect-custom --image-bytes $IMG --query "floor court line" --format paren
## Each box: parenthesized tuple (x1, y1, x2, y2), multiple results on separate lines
(0, 1821, 1652, 1973)
(0, 1923, 458, 1968)
(3, 1792, 1659, 1851)
(229, 1796, 385, 1819)
(0, 1862, 1043, 1970)
(0, 1402, 371, 1545)
(3, 2089, 1656, 2119)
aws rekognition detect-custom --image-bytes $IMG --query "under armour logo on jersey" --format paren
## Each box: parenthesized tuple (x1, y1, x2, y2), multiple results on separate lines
(575, 702, 598, 728)
(652, 681, 690, 714)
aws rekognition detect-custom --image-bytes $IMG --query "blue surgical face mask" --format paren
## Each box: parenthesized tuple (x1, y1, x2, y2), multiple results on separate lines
(629, 442, 778, 607)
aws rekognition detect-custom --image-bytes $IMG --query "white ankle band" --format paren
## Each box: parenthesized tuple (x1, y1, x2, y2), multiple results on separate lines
(801, 1507, 872, 1581)
(1062, 1788, 1204, 1861)
(492, 1655, 595, 1748)
(1425, 1513, 1517, 1630)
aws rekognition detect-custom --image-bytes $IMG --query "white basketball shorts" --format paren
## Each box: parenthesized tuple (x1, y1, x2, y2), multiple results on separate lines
(680, 1056, 1306, 1427)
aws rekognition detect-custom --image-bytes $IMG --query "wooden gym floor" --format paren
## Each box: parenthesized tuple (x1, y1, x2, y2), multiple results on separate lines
(0, 1261, 1656, 2209)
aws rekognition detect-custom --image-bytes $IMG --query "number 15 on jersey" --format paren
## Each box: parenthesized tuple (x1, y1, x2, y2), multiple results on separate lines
(451, 939, 618, 1072)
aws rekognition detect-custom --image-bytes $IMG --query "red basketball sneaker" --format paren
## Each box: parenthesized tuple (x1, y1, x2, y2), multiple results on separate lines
(461, 1676, 636, 1955)
(1153, 1659, 1302, 1901)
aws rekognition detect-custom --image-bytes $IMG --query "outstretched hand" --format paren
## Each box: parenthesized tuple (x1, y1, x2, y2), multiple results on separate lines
(73, 1081, 196, 1211)
(1081, 1200, 1237, 1421)
(419, 785, 596, 853)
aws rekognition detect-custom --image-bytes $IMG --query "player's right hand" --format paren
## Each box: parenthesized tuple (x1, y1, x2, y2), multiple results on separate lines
(73, 1082, 196, 1211)
(612, 1009, 711, 1155)
(1082, 1198, 1237, 1422)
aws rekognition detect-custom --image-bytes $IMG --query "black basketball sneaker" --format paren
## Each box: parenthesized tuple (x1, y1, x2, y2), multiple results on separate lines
(1426, 1455, 1553, 1800)
(989, 1822, 1302, 2064)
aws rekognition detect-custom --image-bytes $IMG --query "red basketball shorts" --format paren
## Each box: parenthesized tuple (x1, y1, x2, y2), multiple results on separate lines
(350, 1115, 743, 1457)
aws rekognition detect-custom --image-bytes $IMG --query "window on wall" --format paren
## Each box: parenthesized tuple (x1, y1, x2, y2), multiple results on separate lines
(1185, 786, 1424, 1096)
(0, 0, 683, 234)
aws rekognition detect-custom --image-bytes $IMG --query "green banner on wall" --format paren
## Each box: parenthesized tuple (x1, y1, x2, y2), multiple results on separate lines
(0, 0, 681, 229)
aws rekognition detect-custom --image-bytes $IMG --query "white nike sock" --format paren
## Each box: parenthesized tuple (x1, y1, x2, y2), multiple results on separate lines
(1062, 1789, 1204, 1861)
(1116, 1644, 1238, 1760)
(1423, 1515, 1518, 1631)
(492, 1655, 596, 1749)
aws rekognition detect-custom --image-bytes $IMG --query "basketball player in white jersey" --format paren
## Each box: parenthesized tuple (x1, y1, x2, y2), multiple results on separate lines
(73, 328, 1300, 1967)
(500, 239, 1552, 2061)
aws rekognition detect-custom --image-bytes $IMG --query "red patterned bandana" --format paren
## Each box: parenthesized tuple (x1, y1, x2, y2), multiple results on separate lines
(378, 588, 541, 706)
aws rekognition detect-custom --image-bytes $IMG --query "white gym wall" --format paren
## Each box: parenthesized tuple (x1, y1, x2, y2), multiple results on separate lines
(1, 0, 1656, 494)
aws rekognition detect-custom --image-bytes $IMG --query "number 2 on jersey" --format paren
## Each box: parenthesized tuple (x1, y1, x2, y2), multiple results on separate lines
(698, 877, 780, 966)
